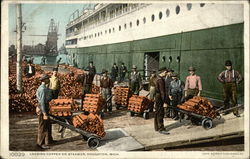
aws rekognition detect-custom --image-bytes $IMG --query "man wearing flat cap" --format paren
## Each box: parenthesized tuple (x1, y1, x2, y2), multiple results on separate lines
(49, 68, 61, 99)
(184, 66, 202, 100)
(100, 69, 114, 112)
(217, 60, 243, 117)
(86, 61, 96, 82)
(154, 67, 170, 135)
(168, 73, 184, 120)
(36, 74, 54, 149)
(129, 65, 142, 95)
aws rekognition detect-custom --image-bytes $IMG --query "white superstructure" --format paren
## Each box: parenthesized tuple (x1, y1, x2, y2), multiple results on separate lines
(65, 3, 243, 49)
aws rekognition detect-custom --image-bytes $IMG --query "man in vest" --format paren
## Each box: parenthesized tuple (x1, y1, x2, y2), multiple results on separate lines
(168, 73, 184, 120)
(154, 67, 169, 135)
(184, 66, 202, 100)
(129, 65, 142, 95)
(217, 60, 243, 117)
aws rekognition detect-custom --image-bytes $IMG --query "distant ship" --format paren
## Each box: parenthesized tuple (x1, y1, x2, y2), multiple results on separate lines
(65, 3, 244, 101)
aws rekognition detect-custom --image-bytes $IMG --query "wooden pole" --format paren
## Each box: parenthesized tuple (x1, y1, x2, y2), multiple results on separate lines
(16, 4, 23, 92)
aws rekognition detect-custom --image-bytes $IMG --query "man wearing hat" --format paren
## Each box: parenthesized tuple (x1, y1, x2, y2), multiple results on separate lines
(217, 60, 243, 117)
(184, 66, 202, 100)
(154, 67, 169, 135)
(24, 60, 36, 78)
(149, 70, 157, 102)
(129, 65, 142, 95)
(165, 68, 174, 117)
(100, 69, 114, 112)
(86, 61, 96, 82)
(111, 63, 119, 82)
(49, 68, 61, 99)
(36, 74, 54, 149)
(119, 62, 127, 82)
(168, 73, 184, 120)
(83, 67, 93, 95)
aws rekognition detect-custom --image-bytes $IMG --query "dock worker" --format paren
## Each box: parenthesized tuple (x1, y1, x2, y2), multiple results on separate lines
(24, 60, 36, 78)
(168, 73, 184, 120)
(119, 62, 127, 82)
(129, 65, 142, 95)
(36, 74, 55, 149)
(86, 61, 96, 82)
(217, 60, 243, 117)
(149, 70, 157, 102)
(49, 68, 61, 99)
(111, 63, 119, 82)
(154, 67, 170, 135)
(83, 67, 94, 95)
(165, 68, 174, 118)
(184, 66, 202, 100)
(41, 56, 46, 65)
(100, 69, 114, 112)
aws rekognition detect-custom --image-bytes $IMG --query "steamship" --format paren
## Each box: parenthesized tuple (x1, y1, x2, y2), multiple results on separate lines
(65, 3, 244, 101)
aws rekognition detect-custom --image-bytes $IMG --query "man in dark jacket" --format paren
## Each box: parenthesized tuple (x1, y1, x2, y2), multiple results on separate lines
(24, 60, 36, 78)
(165, 68, 173, 117)
(217, 60, 243, 117)
(111, 63, 118, 82)
(86, 61, 96, 82)
(36, 74, 54, 149)
(129, 65, 142, 95)
(154, 67, 169, 135)
(100, 69, 114, 112)
(119, 62, 127, 82)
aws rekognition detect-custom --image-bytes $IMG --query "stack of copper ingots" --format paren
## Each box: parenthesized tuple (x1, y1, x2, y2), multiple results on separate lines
(114, 86, 131, 106)
(59, 73, 83, 99)
(49, 99, 74, 116)
(82, 94, 104, 114)
(72, 113, 106, 137)
(177, 96, 217, 119)
(91, 84, 100, 94)
(128, 95, 154, 112)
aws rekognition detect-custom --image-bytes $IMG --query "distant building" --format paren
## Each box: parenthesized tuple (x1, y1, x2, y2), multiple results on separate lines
(23, 43, 46, 55)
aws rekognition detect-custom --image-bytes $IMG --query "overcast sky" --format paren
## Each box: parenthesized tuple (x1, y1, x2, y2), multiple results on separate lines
(9, 3, 95, 48)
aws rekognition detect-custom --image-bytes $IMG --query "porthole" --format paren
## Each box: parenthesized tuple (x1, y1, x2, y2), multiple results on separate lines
(151, 14, 155, 21)
(176, 5, 180, 14)
(166, 9, 170, 17)
(100, 32, 102, 35)
(98, 32, 99, 36)
(119, 25, 121, 31)
(124, 23, 127, 29)
(95, 33, 96, 37)
(137, 19, 139, 26)
(130, 22, 132, 28)
(187, 3, 192, 10)
(159, 12, 163, 19)
(113, 27, 115, 32)
(143, 17, 146, 24)
(109, 29, 111, 33)
(200, 3, 205, 7)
